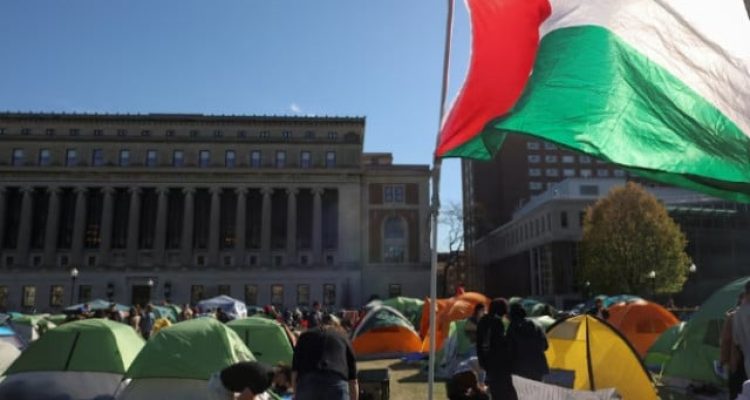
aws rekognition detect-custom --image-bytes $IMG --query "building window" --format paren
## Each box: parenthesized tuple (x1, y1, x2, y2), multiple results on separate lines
(49, 285, 64, 307)
(614, 169, 626, 177)
(68, 128, 79, 136)
(199, 150, 210, 167)
(87, 255, 96, 267)
(562, 155, 575, 163)
(529, 182, 543, 190)
(93, 129, 103, 136)
(300, 255, 308, 265)
(580, 169, 592, 178)
(388, 284, 402, 298)
(223, 256, 232, 266)
(140, 130, 151, 137)
(383, 216, 406, 263)
(297, 284, 310, 306)
(245, 285, 258, 305)
(545, 155, 558, 163)
(528, 155, 540, 163)
(528, 168, 541, 177)
(117, 129, 127, 137)
(66, 149, 78, 166)
(384, 185, 405, 204)
(305, 130, 316, 139)
(237, 130, 246, 138)
(119, 149, 130, 167)
(275, 151, 286, 168)
(561, 212, 568, 228)
(190, 130, 199, 138)
(213, 130, 223, 138)
(173, 150, 184, 167)
(218, 284, 231, 296)
(282, 131, 292, 140)
(271, 284, 284, 306)
(325, 151, 336, 168)
(191, 285, 205, 303)
(580, 185, 600, 196)
(323, 284, 336, 306)
(0, 128, 5, 135)
(60, 255, 69, 266)
(274, 255, 283, 267)
(545, 168, 559, 177)
(563, 169, 576, 177)
(300, 151, 312, 168)
(544, 142, 558, 150)
(579, 155, 591, 163)
(0, 286, 7, 309)
(78, 285, 92, 303)
(526, 142, 540, 150)
(259, 131, 270, 139)
(166, 129, 175, 137)
(89, 149, 103, 167)
(597, 169, 610, 177)
(22, 286, 36, 308)
(20, 128, 31, 135)
(248, 151, 261, 167)
(327, 131, 338, 140)
(225, 150, 236, 168)
(11, 148, 24, 166)
(45, 128, 55, 136)
(196, 255, 205, 266)
(146, 150, 158, 167)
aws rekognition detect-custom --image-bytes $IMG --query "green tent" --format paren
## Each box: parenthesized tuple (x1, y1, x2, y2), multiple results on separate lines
(381, 297, 424, 328)
(645, 322, 685, 373)
(662, 277, 749, 386)
(126, 317, 253, 380)
(227, 317, 293, 365)
(6, 318, 144, 374)
(47, 314, 68, 325)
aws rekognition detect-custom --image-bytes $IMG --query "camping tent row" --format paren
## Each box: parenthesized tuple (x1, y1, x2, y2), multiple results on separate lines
(0, 315, 294, 400)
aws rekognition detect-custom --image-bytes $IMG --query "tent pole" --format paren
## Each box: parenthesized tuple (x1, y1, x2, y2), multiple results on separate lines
(428, 1, 455, 399)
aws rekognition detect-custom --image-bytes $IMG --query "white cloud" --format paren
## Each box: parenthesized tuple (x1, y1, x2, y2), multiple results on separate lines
(289, 103, 302, 114)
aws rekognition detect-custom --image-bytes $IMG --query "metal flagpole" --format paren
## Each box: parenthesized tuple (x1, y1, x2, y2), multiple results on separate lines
(428, 0, 455, 399)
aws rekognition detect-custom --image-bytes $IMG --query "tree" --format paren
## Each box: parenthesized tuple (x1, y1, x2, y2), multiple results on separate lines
(440, 202, 464, 295)
(580, 182, 690, 297)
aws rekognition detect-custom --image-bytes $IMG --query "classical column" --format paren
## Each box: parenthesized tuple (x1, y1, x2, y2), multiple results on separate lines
(0, 187, 7, 256)
(312, 188, 323, 264)
(286, 188, 298, 261)
(16, 187, 34, 265)
(260, 187, 273, 265)
(234, 187, 247, 267)
(181, 187, 195, 265)
(98, 187, 115, 266)
(153, 187, 169, 266)
(43, 187, 61, 267)
(208, 187, 221, 267)
(126, 187, 141, 266)
(70, 187, 87, 266)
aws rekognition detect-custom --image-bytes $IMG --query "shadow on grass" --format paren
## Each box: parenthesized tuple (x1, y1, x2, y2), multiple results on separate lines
(398, 370, 448, 384)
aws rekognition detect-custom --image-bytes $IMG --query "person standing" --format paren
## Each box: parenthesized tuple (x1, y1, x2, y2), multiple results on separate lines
(140, 304, 155, 340)
(725, 293, 748, 399)
(307, 301, 323, 329)
(506, 303, 549, 382)
(465, 304, 486, 345)
(292, 318, 358, 400)
(587, 298, 610, 320)
(476, 298, 517, 400)
(129, 305, 142, 336)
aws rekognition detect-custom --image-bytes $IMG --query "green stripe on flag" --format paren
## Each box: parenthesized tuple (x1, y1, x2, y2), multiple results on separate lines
(446, 25, 750, 202)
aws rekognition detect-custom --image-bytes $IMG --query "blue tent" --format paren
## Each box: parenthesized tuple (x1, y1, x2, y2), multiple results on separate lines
(197, 295, 247, 319)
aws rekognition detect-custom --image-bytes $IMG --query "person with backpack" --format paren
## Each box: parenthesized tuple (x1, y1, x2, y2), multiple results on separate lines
(476, 298, 517, 400)
(506, 303, 549, 382)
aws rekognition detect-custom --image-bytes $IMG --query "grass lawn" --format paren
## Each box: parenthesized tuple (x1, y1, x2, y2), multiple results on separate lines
(358, 358, 446, 400)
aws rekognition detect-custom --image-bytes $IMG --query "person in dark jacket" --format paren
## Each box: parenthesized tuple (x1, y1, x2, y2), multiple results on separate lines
(507, 303, 549, 381)
(587, 298, 610, 320)
(476, 298, 517, 400)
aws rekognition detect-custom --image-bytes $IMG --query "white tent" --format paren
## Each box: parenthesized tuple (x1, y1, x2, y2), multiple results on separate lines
(0, 342, 20, 376)
(197, 295, 247, 319)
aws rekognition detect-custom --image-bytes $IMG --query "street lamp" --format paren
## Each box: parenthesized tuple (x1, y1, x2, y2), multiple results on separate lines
(69, 267, 79, 306)
(584, 281, 591, 299)
(648, 270, 656, 298)
(147, 279, 154, 305)
(689, 263, 698, 274)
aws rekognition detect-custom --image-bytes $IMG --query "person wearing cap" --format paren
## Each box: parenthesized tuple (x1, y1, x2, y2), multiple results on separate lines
(208, 361, 278, 400)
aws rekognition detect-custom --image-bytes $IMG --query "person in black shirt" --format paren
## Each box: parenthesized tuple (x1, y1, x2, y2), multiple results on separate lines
(506, 303, 549, 381)
(292, 319, 358, 400)
(208, 361, 274, 400)
(476, 298, 517, 400)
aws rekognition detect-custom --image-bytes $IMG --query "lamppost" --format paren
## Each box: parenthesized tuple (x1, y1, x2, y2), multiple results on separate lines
(648, 270, 656, 299)
(147, 279, 154, 305)
(689, 263, 697, 274)
(584, 280, 591, 300)
(69, 267, 79, 306)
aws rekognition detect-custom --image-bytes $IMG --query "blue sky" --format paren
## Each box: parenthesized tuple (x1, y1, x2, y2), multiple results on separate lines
(0, 1, 472, 250)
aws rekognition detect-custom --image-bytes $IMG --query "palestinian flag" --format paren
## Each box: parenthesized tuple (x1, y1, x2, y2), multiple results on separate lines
(437, 0, 750, 201)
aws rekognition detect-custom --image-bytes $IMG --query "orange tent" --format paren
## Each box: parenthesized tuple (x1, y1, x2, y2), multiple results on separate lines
(607, 300, 679, 357)
(418, 292, 490, 352)
(351, 305, 422, 357)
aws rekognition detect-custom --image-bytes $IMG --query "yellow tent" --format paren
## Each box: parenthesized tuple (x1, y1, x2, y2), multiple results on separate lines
(545, 315, 657, 400)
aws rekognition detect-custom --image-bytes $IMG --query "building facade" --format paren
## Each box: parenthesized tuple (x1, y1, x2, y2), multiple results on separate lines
(474, 178, 750, 307)
(0, 113, 430, 312)
(462, 134, 626, 290)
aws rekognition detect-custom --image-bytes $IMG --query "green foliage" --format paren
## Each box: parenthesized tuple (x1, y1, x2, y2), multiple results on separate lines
(580, 182, 690, 296)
